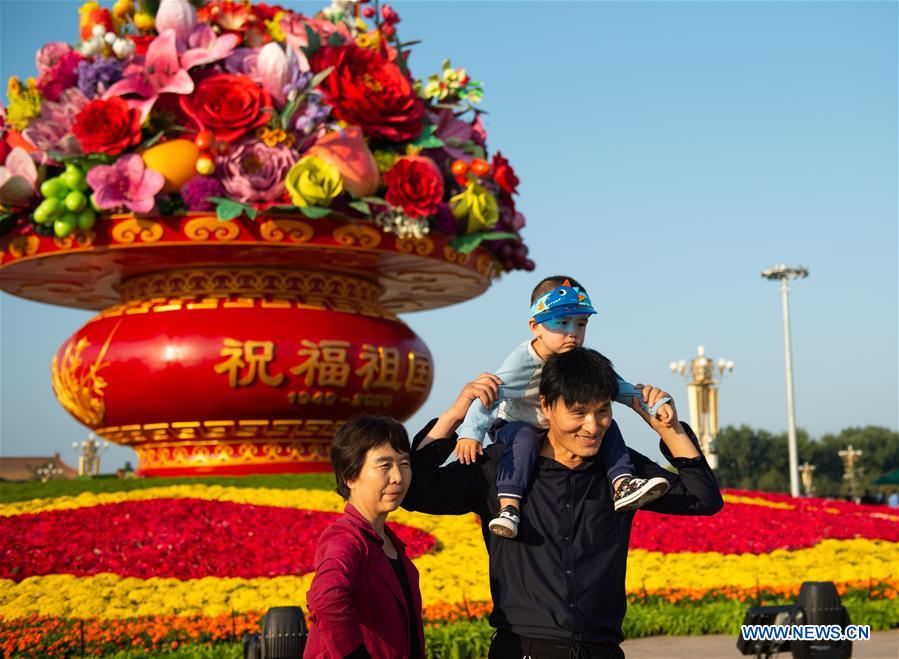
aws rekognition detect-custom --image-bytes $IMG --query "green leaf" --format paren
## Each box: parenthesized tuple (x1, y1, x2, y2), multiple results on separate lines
(327, 32, 343, 46)
(409, 124, 444, 150)
(301, 24, 321, 58)
(347, 200, 372, 216)
(260, 204, 296, 215)
(298, 205, 332, 219)
(450, 234, 484, 254)
(478, 232, 516, 241)
(209, 197, 257, 221)
(310, 65, 334, 90)
(138, 130, 166, 150)
(361, 196, 388, 205)
(279, 95, 303, 131)
(461, 143, 487, 160)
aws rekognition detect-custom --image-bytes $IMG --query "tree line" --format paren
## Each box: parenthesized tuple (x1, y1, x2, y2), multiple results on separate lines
(713, 425, 899, 497)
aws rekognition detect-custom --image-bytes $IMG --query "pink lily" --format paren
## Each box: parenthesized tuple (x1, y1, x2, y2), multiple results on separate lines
(0, 147, 39, 207)
(154, 0, 197, 48)
(180, 25, 240, 70)
(257, 42, 303, 107)
(103, 30, 194, 121)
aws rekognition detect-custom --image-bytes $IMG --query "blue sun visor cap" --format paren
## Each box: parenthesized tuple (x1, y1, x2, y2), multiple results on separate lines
(530, 282, 597, 324)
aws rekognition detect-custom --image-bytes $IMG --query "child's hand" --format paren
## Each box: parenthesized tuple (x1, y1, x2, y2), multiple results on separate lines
(631, 384, 679, 433)
(656, 403, 676, 428)
(455, 438, 483, 465)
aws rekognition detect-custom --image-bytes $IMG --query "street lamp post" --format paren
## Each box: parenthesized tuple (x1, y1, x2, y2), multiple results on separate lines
(799, 462, 816, 497)
(73, 433, 109, 477)
(762, 264, 808, 498)
(670, 345, 734, 469)
(838, 444, 864, 501)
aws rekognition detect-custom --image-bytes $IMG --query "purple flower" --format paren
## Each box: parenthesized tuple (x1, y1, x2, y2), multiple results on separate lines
(292, 96, 330, 135)
(181, 175, 225, 211)
(430, 203, 460, 235)
(76, 58, 124, 99)
(218, 138, 298, 204)
(224, 48, 259, 77)
(22, 88, 88, 164)
(86, 154, 165, 214)
(283, 71, 313, 102)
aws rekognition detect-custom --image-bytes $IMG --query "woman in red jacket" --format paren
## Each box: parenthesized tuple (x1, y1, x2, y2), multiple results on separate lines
(304, 415, 426, 658)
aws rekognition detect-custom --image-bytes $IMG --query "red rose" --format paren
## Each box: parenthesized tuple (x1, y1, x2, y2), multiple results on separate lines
(179, 74, 272, 143)
(492, 151, 519, 195)
(383, 156, 444, 218)
(311, 44, 424, 142)
(72, 97, 142, 155)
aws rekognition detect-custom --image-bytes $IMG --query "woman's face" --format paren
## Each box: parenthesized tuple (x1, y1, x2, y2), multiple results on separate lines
(347, 443, 412, 517)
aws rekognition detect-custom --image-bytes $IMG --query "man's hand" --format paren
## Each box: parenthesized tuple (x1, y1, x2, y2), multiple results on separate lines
(454, 438, 484, 464)
(445, 372, 502, 422)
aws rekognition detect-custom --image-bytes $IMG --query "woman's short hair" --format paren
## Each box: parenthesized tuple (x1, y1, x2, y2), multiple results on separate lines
(330, 415, 411, 500)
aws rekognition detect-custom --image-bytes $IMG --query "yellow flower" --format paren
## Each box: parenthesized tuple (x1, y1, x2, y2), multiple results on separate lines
(422, 74, 446, 101)
(112, 0, 133, 19)
(265, 10, 286, 42)
(285, 155, 343, 208)
(356, 31, 381, 51)
(373, 150, 398, 174)
(6, 77, 42, 131)
(133, 11, 155, 31)
(450, 182, 499, 234)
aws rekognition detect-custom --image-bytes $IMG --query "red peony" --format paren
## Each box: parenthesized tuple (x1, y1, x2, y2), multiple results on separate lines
(492, 151, 519, 195)
(72, 96, 142, 155)
(179, 74, 272, 143)
(383, 155, 444, 218)
(311, 44, 425, 142)
(38, 51, 84, 102)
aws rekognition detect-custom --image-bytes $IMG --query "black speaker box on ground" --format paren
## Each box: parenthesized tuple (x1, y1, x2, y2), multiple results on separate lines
(260, 606, 307, 659)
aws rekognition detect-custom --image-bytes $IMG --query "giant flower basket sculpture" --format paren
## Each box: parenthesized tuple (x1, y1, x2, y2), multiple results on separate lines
(0, 0, 532, 476)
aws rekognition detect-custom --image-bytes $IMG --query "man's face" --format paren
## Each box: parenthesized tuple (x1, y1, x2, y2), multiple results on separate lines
(541, 396, 613, 463)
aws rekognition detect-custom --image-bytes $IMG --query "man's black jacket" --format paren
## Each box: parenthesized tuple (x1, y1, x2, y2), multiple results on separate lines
(402, 419, 723, 645)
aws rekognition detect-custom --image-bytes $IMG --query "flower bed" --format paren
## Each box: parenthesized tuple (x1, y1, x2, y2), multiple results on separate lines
(1, 499, 435, 579)
(1, 483, 897, 656)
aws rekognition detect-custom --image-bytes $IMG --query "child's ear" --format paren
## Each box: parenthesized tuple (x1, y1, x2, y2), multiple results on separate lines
(528, 318, 540, 335)
(539, 395, 550, 414)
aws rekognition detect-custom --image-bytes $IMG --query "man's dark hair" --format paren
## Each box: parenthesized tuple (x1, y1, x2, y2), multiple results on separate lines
(539, 347, 619, 408)
(330, 415, 410, 499)
(530, 275, 588, 304)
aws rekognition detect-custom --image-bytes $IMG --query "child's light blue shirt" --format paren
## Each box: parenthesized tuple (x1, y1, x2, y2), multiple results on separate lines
(457, 340, 663, 444)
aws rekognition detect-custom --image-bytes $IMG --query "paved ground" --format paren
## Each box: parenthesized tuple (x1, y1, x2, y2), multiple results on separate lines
(619, 630, 898, 658)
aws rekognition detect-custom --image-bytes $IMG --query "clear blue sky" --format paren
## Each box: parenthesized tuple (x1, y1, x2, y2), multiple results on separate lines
(1, 1, 896, 471)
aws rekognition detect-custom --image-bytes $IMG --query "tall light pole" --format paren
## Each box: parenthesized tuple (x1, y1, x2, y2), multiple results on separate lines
(761, 264, 808, 497)
(73, 432, 109, 477)
(670, 345, 734, 469)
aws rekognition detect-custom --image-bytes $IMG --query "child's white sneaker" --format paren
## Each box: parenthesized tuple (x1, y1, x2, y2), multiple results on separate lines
(613, 476, 669, 512)
(488, 505, 521, 538)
